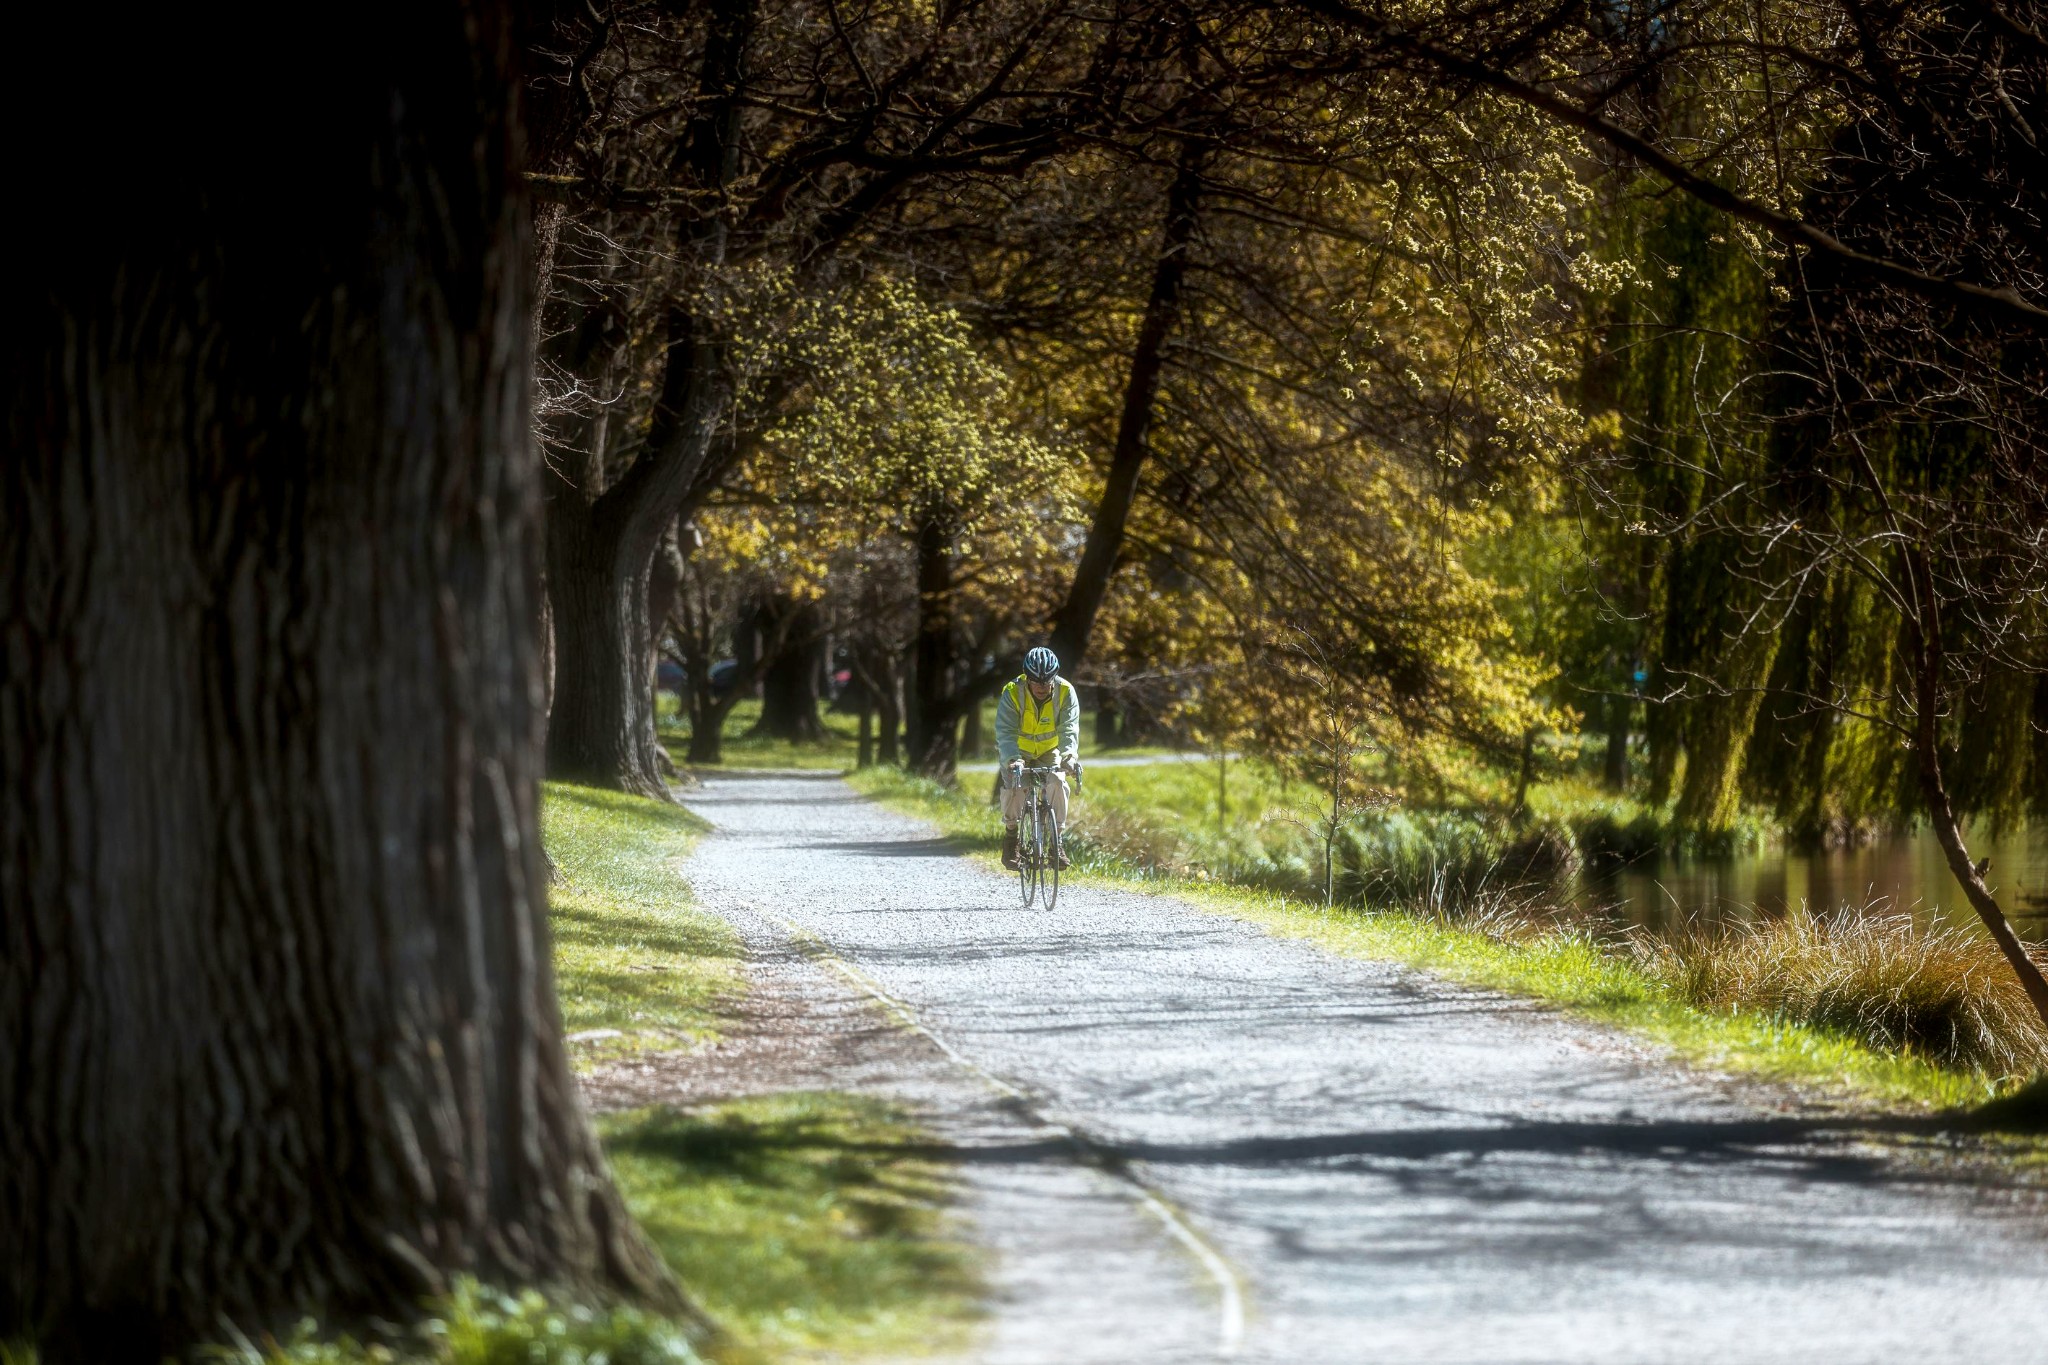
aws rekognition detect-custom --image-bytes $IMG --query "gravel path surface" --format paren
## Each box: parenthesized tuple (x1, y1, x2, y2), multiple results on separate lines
(680, 771, 2048, 1364)
(582, 893, 1213, 1365)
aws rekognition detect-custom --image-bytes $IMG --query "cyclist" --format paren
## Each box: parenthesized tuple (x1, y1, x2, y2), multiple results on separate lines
(997, 646, 1079, 871)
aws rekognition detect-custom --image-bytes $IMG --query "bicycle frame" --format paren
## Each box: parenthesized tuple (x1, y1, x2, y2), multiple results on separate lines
(1012, 760, 1069, 909)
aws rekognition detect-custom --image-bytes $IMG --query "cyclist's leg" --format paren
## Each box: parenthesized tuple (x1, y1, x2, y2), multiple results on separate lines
(999, 769, 1023, 868)
(1049, 772, 1070, 868)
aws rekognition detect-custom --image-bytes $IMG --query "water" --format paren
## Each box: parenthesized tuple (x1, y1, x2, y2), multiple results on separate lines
(1574, 825, 2048, 939)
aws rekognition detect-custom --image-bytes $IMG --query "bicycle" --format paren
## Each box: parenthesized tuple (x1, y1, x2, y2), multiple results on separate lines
(1013, 757, 1081, 910)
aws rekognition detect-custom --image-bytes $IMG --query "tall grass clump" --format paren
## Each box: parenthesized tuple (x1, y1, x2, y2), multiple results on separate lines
(1632, 908, 2048, 1075)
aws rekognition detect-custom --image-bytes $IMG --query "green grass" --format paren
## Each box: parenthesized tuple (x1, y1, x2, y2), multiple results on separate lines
(601, 1095, 979, 1360)
(850, 765, 2033, 1113)
(543, 782, 743, 1059)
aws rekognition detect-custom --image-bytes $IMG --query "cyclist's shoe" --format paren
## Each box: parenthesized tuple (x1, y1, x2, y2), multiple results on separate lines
(1053, 837, 1071, 871)
(1001, 825, 1020, 871)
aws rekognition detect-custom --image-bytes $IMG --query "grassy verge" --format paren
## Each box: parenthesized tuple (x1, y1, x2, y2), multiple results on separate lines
(543, 781, 742, 1060)
(849, 766, 2034, 1114)
(602, 1095, 978, 1361)
(1021, 752, 1780, 912)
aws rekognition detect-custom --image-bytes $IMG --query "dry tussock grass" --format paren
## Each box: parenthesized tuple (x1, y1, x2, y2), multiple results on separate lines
(1631, 908, 2048, 1075)
(1068, 805, 1188, 875)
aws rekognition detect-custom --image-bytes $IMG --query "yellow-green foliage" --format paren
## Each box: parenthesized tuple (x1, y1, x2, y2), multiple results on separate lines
(1634, 911, 2048, 1076)
(601, 1095, 979, 1359)
(543, 783, 743, 1058)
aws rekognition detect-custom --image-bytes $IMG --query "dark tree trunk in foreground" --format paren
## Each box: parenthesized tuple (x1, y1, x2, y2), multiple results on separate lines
(1049, 145, 1204, 675)
(1, 9, 675, 1359)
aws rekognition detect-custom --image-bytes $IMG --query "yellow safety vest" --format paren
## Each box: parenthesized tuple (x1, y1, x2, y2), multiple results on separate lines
(1004, 676, 1069, 759)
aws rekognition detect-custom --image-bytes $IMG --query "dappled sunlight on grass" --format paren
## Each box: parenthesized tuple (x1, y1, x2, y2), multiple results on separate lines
(543, 782, 740, 1060)
(601, 1094, 979, 1358)
(214, 1282, 706, 1363)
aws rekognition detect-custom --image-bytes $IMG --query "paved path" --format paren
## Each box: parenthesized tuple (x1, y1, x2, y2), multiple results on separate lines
(679, 771, 2048, 1364)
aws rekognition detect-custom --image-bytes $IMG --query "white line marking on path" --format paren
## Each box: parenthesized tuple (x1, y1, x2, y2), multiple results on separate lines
(768, 910, 1247, 1358)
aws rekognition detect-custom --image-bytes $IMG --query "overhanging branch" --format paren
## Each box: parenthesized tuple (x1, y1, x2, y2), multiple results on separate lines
(1290, 0, 2048, 331)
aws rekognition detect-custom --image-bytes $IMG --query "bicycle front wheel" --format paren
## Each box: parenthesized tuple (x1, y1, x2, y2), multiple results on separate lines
(1017, 797, 1039, 908)
(1039, 800, 1062, 912)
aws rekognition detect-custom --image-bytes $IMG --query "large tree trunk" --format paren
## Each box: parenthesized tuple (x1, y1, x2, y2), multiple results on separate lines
(545, 500, 672, 796)
(1, 8, 676, 1361)
(1048, 144, 1204, 675)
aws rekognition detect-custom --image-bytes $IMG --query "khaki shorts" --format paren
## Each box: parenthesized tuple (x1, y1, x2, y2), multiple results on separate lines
(1001, 765, 1068, 828)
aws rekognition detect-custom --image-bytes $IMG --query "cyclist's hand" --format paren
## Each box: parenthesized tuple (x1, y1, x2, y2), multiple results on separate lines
(1007, 759, 1024, 775)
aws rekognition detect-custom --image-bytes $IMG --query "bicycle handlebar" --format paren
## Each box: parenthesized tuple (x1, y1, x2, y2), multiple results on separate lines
(1010, 755, 1083, 793)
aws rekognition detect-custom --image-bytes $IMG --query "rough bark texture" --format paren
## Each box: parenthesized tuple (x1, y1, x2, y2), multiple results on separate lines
(1048, 146, 1204, 675)
(1, 9, 675, 1359)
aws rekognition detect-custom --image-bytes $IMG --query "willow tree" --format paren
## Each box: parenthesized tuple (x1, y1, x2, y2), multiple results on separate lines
(1353, 0, 2048, 1018)
(1, 8, 673, 1359)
